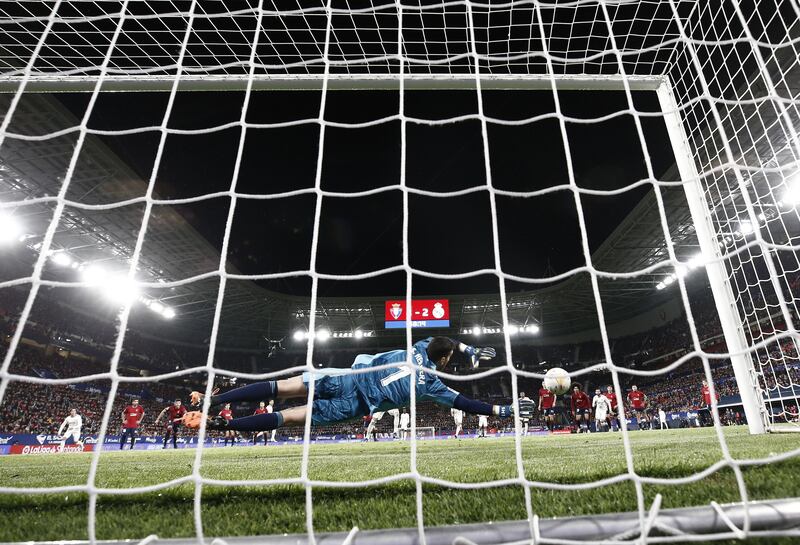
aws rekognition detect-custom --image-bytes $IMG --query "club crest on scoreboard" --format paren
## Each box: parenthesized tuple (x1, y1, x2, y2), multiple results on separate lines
(390, 303, 402, 320)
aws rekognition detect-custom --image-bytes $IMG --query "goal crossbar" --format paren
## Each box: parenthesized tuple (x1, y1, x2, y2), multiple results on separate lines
(0, 74, 668, 93)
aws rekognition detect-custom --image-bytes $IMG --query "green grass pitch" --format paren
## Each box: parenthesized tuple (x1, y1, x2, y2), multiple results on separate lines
(0, 427, 798, 543)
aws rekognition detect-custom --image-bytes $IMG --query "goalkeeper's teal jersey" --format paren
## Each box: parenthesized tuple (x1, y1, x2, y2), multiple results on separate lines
(351, 337, 460, 413)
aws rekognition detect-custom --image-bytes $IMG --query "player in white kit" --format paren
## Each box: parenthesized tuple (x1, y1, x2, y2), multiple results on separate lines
(592, 389, 612, 432)
(58, 408, 84, 451)
(365, 410, 384, 441)
(266, 400, 277, 441)
(387, 408, 400, 439)
(477, 414, 488, 437)
(450, 407, 463, 437)
(399, 409, 410, 440)
(658, 407, 668, 430)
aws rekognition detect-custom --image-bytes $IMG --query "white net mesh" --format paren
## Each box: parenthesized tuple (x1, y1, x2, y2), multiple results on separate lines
(0, 0, 689, 80)
(667, 0, 800, 431)
(0, 0, 799, 544)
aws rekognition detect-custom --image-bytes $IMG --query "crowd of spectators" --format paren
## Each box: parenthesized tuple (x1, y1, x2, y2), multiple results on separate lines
(0, 344, 194, 436)
(2, 263, 800, 437)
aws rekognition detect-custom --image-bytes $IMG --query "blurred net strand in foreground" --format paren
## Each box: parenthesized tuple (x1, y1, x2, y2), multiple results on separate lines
(0, 1, 799, 544)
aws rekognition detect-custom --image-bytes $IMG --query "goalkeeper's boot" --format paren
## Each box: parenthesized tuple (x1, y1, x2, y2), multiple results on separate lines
(206, 415, 230, 431)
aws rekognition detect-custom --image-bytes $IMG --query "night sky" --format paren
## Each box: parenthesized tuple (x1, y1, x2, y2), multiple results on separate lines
(58, 88, 675, 298)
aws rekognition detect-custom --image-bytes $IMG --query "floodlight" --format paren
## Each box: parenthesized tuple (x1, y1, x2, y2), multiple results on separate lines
(0, 213, 22, 245)
(471, 326, 481, 336)
(316, 328, 330, 342)
(526, 324, 540, 334)
(293, 330, 305, 341)
(162, 307, 176, 319)
(81, 265, 107, 285)
(354, 330, 364, 339)
(687, 253, 704, 270)
(739, 220, 754, 235)
(102, 275, 140, 304)
(149, 301, 165, 314)
(50, 252, 72, 267)
(664, 275, 676, 285)
(656, 282, 666, 290)
(782, 174, 800, 205)
(506, 324, 519, 335)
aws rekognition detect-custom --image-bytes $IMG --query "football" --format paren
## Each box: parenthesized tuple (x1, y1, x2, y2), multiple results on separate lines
(543, 367, 571, 395)
(182, 411, 204, 429)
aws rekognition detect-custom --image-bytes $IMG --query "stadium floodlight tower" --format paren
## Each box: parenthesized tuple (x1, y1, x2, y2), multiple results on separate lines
(1, 1, 800, 544)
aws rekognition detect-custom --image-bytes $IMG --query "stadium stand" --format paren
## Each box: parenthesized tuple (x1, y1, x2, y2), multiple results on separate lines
(2, 269, 799, 438)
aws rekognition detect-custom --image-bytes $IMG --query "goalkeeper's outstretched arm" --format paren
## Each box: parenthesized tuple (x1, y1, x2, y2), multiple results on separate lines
(451, 393, 513, 417)
(422, 370, 513, 417)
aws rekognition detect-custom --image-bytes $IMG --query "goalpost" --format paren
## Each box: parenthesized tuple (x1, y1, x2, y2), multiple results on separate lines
(0, 0, 799, 544)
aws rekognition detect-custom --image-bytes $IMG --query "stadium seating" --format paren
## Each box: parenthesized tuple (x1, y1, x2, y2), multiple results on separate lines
(2, 270, 799, 437)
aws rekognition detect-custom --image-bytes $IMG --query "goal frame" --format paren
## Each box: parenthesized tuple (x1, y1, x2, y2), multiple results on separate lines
(0, 73, 666, 93)
(655, 77, 770, 435)
(0, 70, 772, 437)
(0, 71, 791, 544)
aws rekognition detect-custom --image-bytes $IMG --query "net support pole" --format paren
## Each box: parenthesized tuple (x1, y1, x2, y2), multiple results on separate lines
(656, 77, 767, 435)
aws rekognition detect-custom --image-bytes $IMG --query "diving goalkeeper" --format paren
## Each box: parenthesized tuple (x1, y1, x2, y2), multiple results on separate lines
(183, 337, 526, 432)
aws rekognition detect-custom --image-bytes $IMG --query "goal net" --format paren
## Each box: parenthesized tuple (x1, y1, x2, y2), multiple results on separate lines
(0, 0, 799, 544)
(660, 0, 800, 433)
(415, 426, 435, 440)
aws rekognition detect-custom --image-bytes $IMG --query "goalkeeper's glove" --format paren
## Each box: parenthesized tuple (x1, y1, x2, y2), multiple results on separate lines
(465, 345, 496, 369)
(494, 404, 514, 418)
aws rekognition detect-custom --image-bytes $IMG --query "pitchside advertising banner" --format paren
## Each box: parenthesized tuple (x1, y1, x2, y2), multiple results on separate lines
(384, 299, 449, 328)
(0, 433, 210, 454)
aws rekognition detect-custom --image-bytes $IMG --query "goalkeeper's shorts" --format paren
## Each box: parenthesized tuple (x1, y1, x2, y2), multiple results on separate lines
(302, 371, 369, 425)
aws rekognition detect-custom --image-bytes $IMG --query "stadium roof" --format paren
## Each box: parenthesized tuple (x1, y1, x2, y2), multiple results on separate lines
(0, 0, 797, 351)
(0, 92, 703, 350)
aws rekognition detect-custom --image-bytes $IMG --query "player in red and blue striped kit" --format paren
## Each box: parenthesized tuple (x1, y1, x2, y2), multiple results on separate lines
(570, 385, 591, 433)
(219, 404, 235, 446)
(627, 385, 649, 430)
(252, 401, 268, 445)
(155, 399, 186, 449)
(120, 399, 144, 450)
(538, 384, 557, 431)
